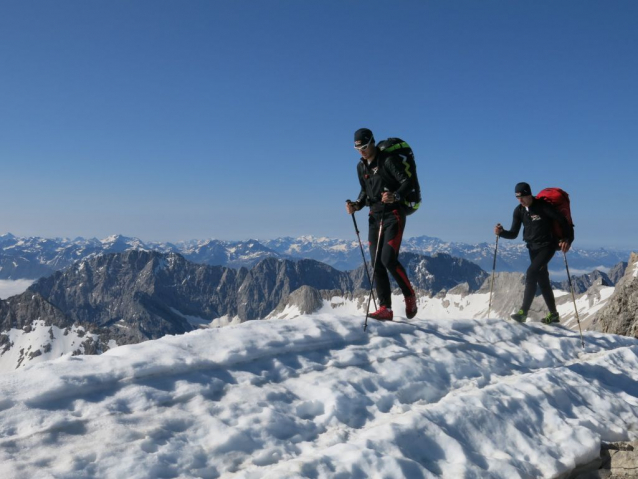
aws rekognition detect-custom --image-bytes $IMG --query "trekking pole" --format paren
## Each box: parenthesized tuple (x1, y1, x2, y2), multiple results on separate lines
(364, 201, 388, 332)
(487, 235, 499, 319)
(563, 251, 585, 349)
(347, 200, 377, 311)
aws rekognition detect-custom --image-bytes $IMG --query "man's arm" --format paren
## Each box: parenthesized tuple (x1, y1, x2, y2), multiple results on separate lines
(383, 156, 415, 200)
(542, 202, 573, 242)
(497, 207, 522, 239)
(354, 163, 368, 208)
(541, 201, 574, 252)
(347, 163, 368, 213)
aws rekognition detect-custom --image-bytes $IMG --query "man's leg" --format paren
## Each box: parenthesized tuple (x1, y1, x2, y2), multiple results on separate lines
(369, 214, 392, 309)
(379, 210, 415, 298)
(377, 209, 418, 319)
(536, 248, 558, 314)
(521, 246, 557, 313)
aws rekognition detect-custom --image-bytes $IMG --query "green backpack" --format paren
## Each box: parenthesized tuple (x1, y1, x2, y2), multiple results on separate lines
(377, 138, 422, 215)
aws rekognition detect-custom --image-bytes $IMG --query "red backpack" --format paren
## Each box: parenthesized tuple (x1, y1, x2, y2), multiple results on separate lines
(536, 187, 574, 239)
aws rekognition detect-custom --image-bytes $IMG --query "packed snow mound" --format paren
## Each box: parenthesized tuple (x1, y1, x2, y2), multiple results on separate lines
(1, 313, 638, 478)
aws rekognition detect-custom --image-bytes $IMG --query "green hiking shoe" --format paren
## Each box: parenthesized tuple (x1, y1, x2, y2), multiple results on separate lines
(510, 309, 527, 323)
(542, 312, 560, 324)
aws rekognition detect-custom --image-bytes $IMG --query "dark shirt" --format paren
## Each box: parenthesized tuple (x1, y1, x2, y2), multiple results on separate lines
(500, 198, 574, 250)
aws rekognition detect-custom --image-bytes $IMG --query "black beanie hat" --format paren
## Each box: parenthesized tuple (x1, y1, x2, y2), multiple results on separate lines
(354, 128, 374, 147)
(515, 182, 532, 197)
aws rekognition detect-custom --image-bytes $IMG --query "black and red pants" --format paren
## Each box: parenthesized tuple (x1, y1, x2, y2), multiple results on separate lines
(368, 208, 415, 309)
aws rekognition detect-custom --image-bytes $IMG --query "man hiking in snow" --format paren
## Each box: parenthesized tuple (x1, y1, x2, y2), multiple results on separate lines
(494, 182, 574, 324)
(346, 128, 418, 321)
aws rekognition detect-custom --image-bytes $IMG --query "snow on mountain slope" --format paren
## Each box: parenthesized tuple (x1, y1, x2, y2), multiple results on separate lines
(1, 312, 637, 478)
(557, 286, 616, 331)
(0, 321, 106, 374)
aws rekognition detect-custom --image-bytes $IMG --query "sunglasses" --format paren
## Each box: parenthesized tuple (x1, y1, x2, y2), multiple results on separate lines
(354, 137, 373, 152)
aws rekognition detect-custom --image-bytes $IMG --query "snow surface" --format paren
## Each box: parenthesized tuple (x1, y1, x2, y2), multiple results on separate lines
(1, 311, 638, 479)
(555, 285, 616, 331)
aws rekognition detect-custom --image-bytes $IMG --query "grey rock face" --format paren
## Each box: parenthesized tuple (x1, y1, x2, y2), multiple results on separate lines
(349, 252, 488, 295)
(0, 256, 55, 280)
(405, 252, 489, 293)
(477, 271, 573, 321)
(592, 253, 638, 337)
(555, 269, 614, 295)
(479, 272, 526, 318)
(608, 261, 628, 284)
(0, 252, 356, 350)
(235, 258, 352, 319)
(269, 286, 324, 318)
(1, 249, 489, 350)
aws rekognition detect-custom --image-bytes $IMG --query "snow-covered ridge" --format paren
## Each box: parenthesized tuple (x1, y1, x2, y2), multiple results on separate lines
(0, 313, 637, 478)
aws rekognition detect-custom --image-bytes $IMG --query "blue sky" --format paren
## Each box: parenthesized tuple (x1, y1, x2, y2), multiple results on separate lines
(1, 1, 636, 250)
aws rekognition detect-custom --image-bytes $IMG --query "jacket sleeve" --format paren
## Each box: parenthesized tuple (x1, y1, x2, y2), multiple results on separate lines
(499, 206, 522, 239)
(383, 156, 414, 199)
(542, 202, 575, 243)
(354, 163, 368, 208)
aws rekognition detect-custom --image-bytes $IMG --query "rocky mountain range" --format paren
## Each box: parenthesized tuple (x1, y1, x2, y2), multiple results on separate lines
(0, 233, 631, 279)
(0, 249, 488, 371)
(0, 228, 633, 372)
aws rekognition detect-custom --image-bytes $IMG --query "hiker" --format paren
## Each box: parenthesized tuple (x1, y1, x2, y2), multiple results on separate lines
(494, 182, 574, 324)
(345, 128, 418, 321)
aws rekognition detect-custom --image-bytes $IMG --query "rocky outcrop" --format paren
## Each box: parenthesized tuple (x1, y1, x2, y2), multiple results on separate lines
(608, 262, 629, 284)
(572, 441, 638, 478)
(349, 252, 489, 295)
(236, 258, 352, 319)
(592, 253, 638, 337)
(478, 272, 527, 319)
(268, 286, 324, 319)
(556, 269, 614, 295)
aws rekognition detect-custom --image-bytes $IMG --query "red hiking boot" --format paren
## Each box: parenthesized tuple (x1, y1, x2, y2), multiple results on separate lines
(405, 295, 418, 320)
(368, 306, 393, 321)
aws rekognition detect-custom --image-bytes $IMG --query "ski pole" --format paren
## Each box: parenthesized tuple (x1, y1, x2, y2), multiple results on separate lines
(563, 251, 585, 349)
(364, 201, 387, 332)
(347, 200, 377, 311)
(487, 235, 499, 319)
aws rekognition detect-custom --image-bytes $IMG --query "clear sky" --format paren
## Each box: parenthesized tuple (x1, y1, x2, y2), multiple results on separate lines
(1, 1, 636, 249)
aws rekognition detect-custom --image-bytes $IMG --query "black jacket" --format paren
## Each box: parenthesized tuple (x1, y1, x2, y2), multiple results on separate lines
(500, 198, 574, 250)
(354, 149, 415, 214)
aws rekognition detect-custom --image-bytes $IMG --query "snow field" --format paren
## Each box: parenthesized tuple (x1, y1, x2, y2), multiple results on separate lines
(0, 312, 637, 478)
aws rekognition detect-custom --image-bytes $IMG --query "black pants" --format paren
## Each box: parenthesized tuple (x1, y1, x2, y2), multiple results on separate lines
(522, 245, 557, 313)
(369, 208, 415, 309)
